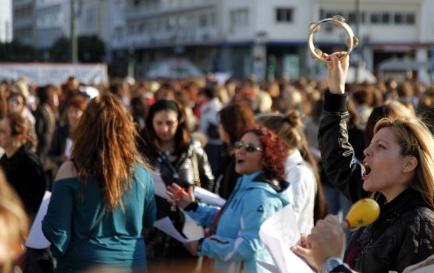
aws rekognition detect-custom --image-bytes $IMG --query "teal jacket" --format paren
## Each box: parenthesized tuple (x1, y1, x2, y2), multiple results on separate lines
(42, 165, 156, 273)
(188, 171, 289, 273)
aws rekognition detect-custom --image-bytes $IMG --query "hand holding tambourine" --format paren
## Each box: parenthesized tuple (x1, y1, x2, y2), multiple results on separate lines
(308, 15, 359, 62)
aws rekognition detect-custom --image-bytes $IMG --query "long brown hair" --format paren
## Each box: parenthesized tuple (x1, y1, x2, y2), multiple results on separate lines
(71, 93, 141, 210)
(374, 117, 434, 209)
(219, 102, 256, 146)
(257, 111, 327, 222)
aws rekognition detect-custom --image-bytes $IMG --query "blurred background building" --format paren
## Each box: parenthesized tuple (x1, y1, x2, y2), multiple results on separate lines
(8, 0, 434, 81)
(0, 0, 12, 43)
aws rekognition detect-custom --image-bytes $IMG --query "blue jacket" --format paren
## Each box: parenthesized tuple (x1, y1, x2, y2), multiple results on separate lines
(42, 165, 156, 273)
(188, 171, 289, 273)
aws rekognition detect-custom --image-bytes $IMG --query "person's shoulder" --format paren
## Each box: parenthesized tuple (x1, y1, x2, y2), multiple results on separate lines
(21, 148, 44, 167)
(133, 163, 152, 176)
(132, 163, 155, 183)
(55, 161, 77, 181)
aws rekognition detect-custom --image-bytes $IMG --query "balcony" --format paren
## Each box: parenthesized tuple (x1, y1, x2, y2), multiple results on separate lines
(126, 0, 215, 20)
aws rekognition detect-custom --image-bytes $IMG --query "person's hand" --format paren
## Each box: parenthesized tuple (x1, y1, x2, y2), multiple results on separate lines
(291, 234, 318, 270)
(166, 183, 195, 209)
(324, 52, 349, 95)
(292, 215, 345, 271)
(184, 240, 199, 256)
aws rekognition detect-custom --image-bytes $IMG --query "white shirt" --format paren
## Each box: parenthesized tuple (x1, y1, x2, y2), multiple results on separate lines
(284, 149, 317, 234)
(199, 97, 222, 145)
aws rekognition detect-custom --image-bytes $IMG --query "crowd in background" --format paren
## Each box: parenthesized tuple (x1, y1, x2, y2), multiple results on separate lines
(0, 66, 433, 273)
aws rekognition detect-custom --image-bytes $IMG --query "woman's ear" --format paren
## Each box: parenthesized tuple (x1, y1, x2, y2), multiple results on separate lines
(402, 155, 418, 173)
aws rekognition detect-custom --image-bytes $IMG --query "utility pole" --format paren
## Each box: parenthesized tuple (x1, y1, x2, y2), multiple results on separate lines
(355, 0, 361, 83)
(70, 0, 78, 63)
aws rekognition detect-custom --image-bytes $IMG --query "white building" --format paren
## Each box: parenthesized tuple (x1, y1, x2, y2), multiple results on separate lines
(0, 0, 12, 42)
(13, 0, 36, 45)
(35, 0, 69, 49)
(120, 0, 434, 80)
(12, 0, 434, 79)
(16, 0, 124, 56)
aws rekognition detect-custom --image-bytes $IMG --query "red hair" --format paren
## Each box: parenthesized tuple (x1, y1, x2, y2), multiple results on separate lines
(242, 127, 287, 181)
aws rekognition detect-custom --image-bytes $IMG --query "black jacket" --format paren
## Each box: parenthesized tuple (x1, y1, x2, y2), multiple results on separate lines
(319, 91, 433, 273)
(0, 146, 47, 220)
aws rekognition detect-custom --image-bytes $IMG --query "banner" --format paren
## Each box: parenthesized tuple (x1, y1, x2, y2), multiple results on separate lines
(0, 63, 108, 85)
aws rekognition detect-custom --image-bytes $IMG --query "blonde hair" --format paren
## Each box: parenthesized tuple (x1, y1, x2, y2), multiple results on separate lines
(72, 93, 144, 210)
(0, 169, 28, 273)
(375, 117, 434, 208)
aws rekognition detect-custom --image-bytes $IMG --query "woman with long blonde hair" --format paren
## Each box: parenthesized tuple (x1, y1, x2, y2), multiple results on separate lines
(43, 93, 156, 273)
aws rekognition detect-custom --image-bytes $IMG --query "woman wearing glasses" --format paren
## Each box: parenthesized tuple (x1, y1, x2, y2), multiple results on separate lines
(167, 126, 289, 273)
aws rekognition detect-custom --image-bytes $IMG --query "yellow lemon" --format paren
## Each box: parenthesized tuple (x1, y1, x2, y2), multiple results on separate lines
(345, 198, 380, 228)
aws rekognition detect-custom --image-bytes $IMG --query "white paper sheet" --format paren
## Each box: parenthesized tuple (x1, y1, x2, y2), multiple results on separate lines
(151, 171, 169, 199)
(154, 212, 204, 243)
(25, 191, 51, 249)
(151, 171, 226, 207)
(259, 205, 314, 273)
(194, 187, 225, 207)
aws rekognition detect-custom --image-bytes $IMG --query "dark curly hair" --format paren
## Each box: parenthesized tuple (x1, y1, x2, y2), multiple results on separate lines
(241, 126, 287, 182)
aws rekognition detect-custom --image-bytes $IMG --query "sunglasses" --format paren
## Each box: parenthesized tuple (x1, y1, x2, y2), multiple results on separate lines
(234, 141, 262, 153)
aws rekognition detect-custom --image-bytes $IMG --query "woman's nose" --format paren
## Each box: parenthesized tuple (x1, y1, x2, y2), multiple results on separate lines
(363, 147, 371, 157)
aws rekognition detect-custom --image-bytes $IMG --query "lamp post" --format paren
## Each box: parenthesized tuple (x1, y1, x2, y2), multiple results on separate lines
(355, 0, 361, 82)
(70, 0, 78, 63)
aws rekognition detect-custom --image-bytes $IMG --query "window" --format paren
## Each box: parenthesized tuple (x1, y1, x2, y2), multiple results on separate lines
(394, 13, 403, 24)
(406, 13, 415, 24)
(381, 13, 390, 24)
(199, 14, 208, 27)
(370, 13, 380, 24)
(369, 12, 389, 24)
(275, 8, 293, 23)
(230, 8, 249, 30)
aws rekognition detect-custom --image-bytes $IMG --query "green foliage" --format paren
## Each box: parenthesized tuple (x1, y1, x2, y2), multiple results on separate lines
(49, 35, 106, 62)
(0, 41, 39, 61)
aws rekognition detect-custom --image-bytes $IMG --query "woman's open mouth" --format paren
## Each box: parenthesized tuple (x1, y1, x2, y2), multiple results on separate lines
(362, 162, 371, 179)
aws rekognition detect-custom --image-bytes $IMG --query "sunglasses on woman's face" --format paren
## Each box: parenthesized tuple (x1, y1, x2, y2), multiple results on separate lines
(234, 141, 262, 153)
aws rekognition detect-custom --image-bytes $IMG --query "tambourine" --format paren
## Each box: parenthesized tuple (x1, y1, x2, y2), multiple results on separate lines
(308, 15, 359, 62)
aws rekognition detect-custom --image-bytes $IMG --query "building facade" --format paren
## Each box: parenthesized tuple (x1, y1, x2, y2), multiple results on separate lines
(0, 0, 12, 43)
(14, 0, 125, 55)
(12, 0, 36, 45)
(12, 0, 434, 80)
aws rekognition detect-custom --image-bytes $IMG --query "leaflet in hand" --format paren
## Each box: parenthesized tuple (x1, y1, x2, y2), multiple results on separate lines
(259, 205, 314, 273)
(26, 191, 51, 249)
(151, 171, 225, 207)
(154, 212, 204, 243)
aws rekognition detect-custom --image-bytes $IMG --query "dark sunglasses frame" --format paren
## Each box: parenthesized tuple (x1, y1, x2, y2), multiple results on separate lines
(234, 141, 262, 153)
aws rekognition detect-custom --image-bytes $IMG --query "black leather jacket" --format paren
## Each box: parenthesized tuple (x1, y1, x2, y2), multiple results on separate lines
(150, 140, 215, 191)
(319, 91, 433, 273)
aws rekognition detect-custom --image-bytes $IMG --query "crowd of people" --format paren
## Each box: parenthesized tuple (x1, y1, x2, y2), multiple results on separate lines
(0, 53, 433, 273)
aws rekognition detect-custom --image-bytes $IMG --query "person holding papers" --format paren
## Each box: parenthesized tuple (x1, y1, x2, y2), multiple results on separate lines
(168, 126, 289, 273)
(292, 52, 434, 273)
(42, 93, 156, 273)
(138, 99, 214, 260)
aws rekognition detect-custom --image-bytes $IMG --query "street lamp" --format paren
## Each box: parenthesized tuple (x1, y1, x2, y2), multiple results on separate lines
(355, 0, 361, 82)
(70, 0, 78, 63)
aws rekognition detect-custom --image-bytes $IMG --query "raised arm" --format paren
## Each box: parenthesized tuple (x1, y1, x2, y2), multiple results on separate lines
(318, 53, 369, 202)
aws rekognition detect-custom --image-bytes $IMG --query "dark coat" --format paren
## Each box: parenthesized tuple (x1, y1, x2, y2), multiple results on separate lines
(319, 91, 433, 273)
(0, 146, 47, 219)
